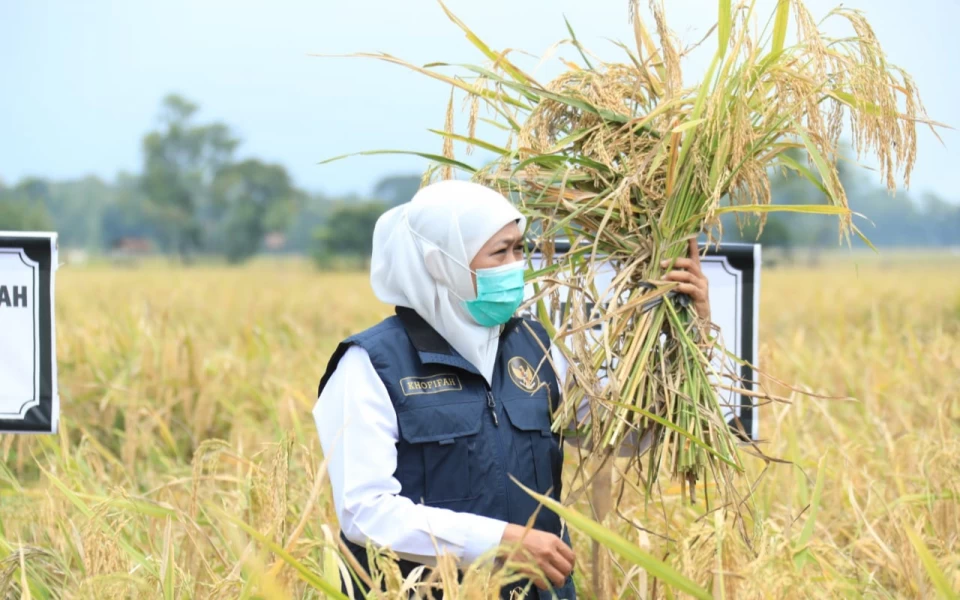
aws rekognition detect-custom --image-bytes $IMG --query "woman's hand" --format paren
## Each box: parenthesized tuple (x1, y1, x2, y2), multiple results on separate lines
(499, 523, 574, 590)
(662, 238, 711, 322)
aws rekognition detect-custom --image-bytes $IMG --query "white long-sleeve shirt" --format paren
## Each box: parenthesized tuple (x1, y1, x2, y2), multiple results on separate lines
(313, 343, 640, 566)
(314, 345, 510, 566)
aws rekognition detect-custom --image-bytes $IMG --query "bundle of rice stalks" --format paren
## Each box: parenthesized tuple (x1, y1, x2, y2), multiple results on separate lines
(323, 0, 938, 505)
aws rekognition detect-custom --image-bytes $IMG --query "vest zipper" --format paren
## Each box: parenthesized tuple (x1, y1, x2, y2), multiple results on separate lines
(486, 391, 499, 426)
(485, 383, 511, 523)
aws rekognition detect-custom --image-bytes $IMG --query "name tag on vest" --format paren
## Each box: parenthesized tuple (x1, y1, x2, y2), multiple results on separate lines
(400, 374, 462, 396)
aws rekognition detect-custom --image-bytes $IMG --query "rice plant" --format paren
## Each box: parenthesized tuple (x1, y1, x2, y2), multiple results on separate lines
(323, 0, 943, 512)
(0, 256, 956, 597)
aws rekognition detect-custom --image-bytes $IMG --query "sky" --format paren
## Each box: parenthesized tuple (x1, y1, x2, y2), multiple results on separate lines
(1, 0, 958, 202)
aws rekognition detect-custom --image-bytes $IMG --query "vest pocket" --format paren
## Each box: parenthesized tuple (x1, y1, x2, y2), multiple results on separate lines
(501, 398, 556, 493)
(396, 400, 485, 505)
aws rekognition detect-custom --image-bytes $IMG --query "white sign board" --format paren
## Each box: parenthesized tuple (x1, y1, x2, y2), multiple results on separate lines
(526, 243, 760, 440)
(0, 232, 59, 434)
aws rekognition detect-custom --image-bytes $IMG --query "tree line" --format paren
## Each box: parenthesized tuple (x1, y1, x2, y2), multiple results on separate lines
(0, 94, 419, 267)
(1, 94, 957, 267)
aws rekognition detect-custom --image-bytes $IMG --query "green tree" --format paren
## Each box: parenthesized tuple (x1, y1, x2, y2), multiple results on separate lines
(283, 193, 333, 254)
(0, 198, 53, 231)
(735, 215, 793, 248)
(100, 172, 165, 249)
(373, 174, 422, 207)
(46, 176, 118, 250)
(14, 177, 51, 203)
(917, 193, 960, 246)
(211, 159, 299, 264)
(0, 178, 53, 231)
(311, 201, 387, 269)
(140, 94, 238, 262)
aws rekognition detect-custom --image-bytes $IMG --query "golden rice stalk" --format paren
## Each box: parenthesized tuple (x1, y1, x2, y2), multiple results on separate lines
(442, 88, 456, 180)
(325, 0, 941, 508)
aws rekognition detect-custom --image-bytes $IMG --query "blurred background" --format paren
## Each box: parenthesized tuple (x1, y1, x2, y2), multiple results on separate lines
(1, 0, 957, 266)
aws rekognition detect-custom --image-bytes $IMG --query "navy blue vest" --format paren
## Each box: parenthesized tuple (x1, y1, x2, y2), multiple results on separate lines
(317, 307, 576, 599)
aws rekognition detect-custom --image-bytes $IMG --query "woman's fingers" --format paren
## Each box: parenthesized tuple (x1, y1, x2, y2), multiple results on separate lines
(507, 531, 574, 591)
(663, 257, 703, 276)
(528, 572, 550, 591)
(541, 563, 567, 590)
(548, 549, 573, 580)
(664, 270, 694, 283)
(656, 240, 711, 319)
(664, 270, 706, 291)
(673, 282, 705, 300)
(523, 561, 565, 590)
(555, 539, 576, 566)
(688, 238, 701, 266)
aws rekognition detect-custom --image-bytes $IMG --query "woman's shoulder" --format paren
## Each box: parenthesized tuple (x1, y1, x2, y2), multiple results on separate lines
(335, 313, 422, 364)
(318, 316, 404, 399)
(510, 314, 551, 348)
(345, 314, 406, 345)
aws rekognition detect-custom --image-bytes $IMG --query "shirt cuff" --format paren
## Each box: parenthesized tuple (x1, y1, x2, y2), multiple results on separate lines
(460, 516, 508, 565)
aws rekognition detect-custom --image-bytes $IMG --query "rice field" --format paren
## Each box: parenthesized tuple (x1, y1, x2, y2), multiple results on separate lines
(1, 252, 958, 598)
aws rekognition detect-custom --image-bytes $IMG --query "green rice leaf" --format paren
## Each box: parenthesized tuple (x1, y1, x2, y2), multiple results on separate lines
(321, 526, 342, 596)
(793, 452, 827, 568)
(891, 491, 959, 507)
(427, 129, 510, 156)
(455, 64, 541, 105)
(851, 223, 879, 253)
(512, 153, 567, 173)
(317, 53, 529, 110)
(531, 283, 558, 340)
(41, 467, 157, 578)
(319, 149, 476, 173)
(69, 492, 178, 519)
(795, 130, 841, 202)
(827, 90, 883, 117)
(211, 506, 350, 600)
(772, 0, 790, 56)
(536, 89, 627, 124)
(564, 15, 595, 70)
(776, 153, 832, 198)
(671, 119, 706, 134)
(479, 116, 512, 131)
(495, 77, 630, 124)
(162, 518, 175, 600)
(524, 245, 593, 280)
(547, 126, 599, 154)
(903, 525, 959, 600)
(718, 0, 732, 53)
(438, 0, 531, 85)
(514, 478, 713, 600)
(714, 204, 851, 216)
(607, 400, 741, 470)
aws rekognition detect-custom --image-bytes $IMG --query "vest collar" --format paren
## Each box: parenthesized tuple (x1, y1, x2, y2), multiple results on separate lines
(394, 306, 522, 377)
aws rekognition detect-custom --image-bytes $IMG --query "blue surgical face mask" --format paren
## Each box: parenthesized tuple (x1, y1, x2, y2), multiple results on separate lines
(464, 261, 526, 327)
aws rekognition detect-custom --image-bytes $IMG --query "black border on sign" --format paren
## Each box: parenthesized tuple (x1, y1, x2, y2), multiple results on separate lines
(0, 235, 54, 433)
(710, 244, 756, 441)
(527, 240, 757, 441)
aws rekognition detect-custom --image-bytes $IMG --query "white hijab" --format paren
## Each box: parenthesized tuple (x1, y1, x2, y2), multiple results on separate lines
(370, 180, 526, 383)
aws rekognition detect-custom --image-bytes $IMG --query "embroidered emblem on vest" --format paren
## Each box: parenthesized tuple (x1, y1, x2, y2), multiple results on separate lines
(399, 374, 463, 396)
(507, 356, 540, 393)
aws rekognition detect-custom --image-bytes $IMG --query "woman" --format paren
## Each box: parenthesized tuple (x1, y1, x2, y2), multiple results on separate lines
(314, 180, 711, 599)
